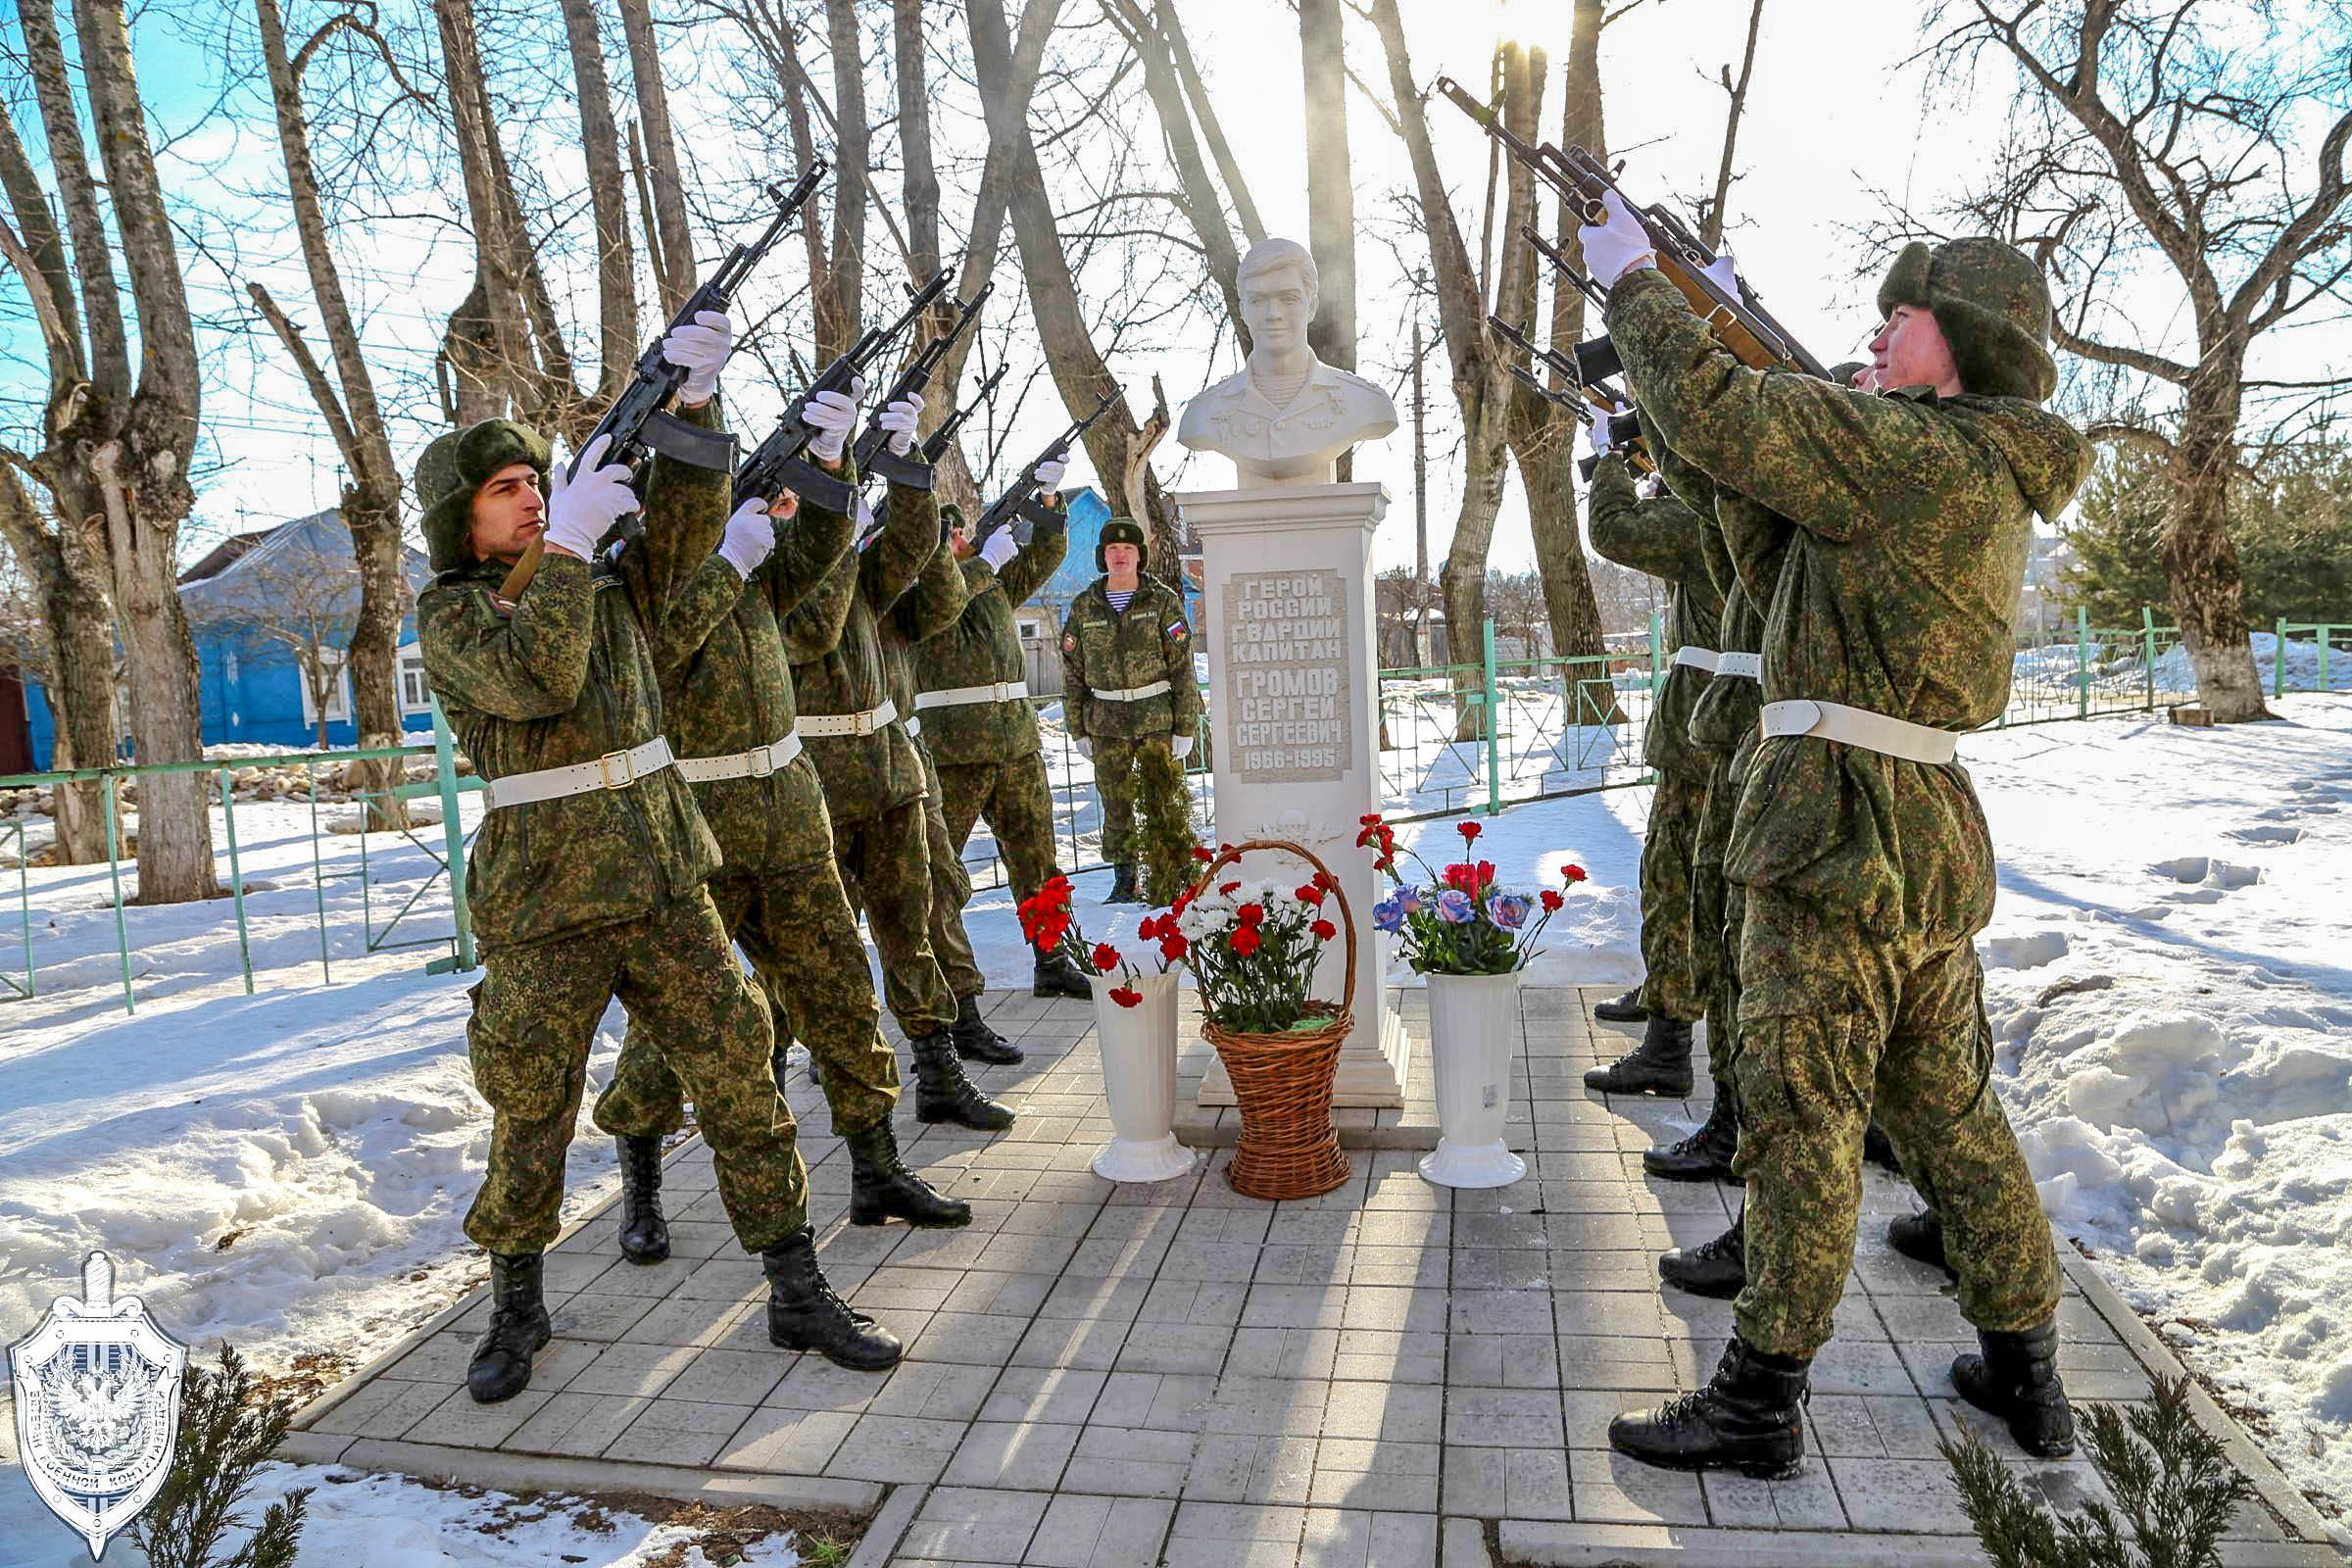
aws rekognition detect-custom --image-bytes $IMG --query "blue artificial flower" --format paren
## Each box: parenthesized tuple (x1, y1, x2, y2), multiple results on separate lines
(1485, 891, 1532, 931)
(1434, 888, 1475, 923)
(1397, 885, 1423, 915)
(1372, 894, 1404, 933)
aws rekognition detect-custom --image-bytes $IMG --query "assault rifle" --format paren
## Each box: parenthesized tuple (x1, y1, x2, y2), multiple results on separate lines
(851, 280, 995, 490)
(974, 388, 1119, 549)
(922, 364, 1005, 466)
(1484, 316, 1652, 483)
(1434, 77, 1831, 381)
(502, 165, 825, 599)
(735, 267, 954, 518)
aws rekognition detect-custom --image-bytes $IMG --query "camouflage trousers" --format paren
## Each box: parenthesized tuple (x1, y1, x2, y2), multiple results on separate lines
(834, 797, 957, 1040)
(594, 858, 904, 1139)
(1637, 766, 1712, 1023)
(1731, 883, 2061, 1357)
(465, 889, 805, 1256)
(1691, 754, 1739, 1085)
(937, 750, 1062, 916)
(915, 741, 983, 1004)
(1091, 734, 1174, 866)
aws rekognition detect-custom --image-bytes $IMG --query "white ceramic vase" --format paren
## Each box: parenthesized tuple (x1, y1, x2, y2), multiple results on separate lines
(1418, 968, 1527, 1188)
(1088, 970, 1196, 1183)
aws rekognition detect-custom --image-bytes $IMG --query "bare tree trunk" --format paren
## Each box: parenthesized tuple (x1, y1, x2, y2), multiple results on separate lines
(558, 0, 641, 403)
(253, 0, 411, 828)
(971, 0, 1176, 561)
(1104, 0, 1251, 340)
(67, 0, 215, 901)
(0, 472, 113, 861)
(2167, 378, 2270, 719)
(822, 0, 869, 361)
(434, 0, 536, 423)
(1298, 0, 1354, 371)
(1699, 0, 1764, 252)
(616, 0, 697, 316)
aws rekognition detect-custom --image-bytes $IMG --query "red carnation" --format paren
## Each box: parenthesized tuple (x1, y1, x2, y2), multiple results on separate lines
(1137, 914, 1160, 940)
(1218, 880, 1241, 896)
(1310, 918, 1337, 942)
(1459, 820, 1482, 844)
(1540, 888, 1564, 911)
(1158, 933, 1188, 961)
(1237, 904, 1264, 928)
(1170, 890, 1194, 915)
(1192, 846, 1215, 862)
(1315, 871, 1337, 890)
(1561, 862, 1589, 884)
(1296, 882, 1324, 906)
(1231, 926, 1261, 957)
(1092, 942, 1120, 972)
(1109, 985, 1143, 1008)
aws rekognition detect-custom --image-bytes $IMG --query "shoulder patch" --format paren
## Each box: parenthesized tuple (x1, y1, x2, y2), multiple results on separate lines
(1062, 632, 1078, 653)
(1167, 621, 1189, 641)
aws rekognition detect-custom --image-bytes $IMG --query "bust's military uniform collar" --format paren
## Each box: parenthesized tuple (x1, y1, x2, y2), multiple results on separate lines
(1202, 353, 1363, 425)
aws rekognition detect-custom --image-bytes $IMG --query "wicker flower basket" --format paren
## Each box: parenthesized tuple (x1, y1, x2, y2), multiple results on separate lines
(1194, 839, 1355, 1200)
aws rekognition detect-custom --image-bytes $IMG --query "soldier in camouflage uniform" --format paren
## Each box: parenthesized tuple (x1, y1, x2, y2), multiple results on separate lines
(915, 478, 1092, 1000)
(1060, 518, 1200, 904)
(1583, 454, 1722, 1102)
(787, 468, 1014, 1132)
(414, 314, 895, 1402)
(1577, 208, 2088, 1475)
(591, 387, 971, 1250)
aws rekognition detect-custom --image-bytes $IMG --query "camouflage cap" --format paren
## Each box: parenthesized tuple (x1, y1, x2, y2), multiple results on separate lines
(1095, 515, 1148, 573)
(415, 418, 553, 574)
(1876, 238, 2057, 403)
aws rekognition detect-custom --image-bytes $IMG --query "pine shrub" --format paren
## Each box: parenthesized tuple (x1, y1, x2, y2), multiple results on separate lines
(130, 1344, 311, 1568)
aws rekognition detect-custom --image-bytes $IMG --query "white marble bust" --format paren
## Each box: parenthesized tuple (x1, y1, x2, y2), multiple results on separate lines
(1178, 238, 1399, 485)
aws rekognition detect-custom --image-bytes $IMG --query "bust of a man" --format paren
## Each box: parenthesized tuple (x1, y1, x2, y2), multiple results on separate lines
(1178, 238, 1399, 485)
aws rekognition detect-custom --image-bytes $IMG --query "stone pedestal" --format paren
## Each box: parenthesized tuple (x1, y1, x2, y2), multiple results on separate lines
(1178, 480, 1409, 1110)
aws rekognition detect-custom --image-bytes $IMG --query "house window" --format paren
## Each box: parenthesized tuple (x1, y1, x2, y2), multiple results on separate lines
(298, 655, 354, 727)
(399, 648, 432, 715)
(1018, 620, 1039, 640)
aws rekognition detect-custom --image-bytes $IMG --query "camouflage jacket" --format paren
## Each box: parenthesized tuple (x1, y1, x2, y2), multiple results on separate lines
(1606, 265, 2091, 918)
(1060, 573, 1199, 742)
(880, 501, 969, 743)
(912, 511, 1068, 766)
(652, 488, 856, 877)
(784, 481, 936, 822)
(1587, 455, 1720, 779)
(417, 401, 732, 952)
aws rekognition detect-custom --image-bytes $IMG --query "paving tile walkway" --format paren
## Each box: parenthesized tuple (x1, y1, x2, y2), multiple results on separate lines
(287, 989, 2344, 1565)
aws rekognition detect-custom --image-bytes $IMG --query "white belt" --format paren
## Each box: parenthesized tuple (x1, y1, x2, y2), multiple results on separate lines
(915, 679, 1029, 710)
(1672, 646, 1718, 673)
(485, 736, 675, 809)
(1760, 700, 1959, 765)
(1715, 653, 1762, 680)
(674, 729, 803, 784)
(798, 698, 899, 739)
(1094, 680, 1171, 703)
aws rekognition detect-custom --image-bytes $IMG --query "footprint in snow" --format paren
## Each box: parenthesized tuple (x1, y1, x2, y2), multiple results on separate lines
(2149, 856, 2262, 890)
(1983, 931, 2071, 969)
(2227, 824, 2304, 845)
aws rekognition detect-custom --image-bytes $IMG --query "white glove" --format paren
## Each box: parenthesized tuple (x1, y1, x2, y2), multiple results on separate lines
(717, 498, 777, 578)
(1582, 399, 1625, 458)
(1170, 735, 1194, 761)
(978, 527, 1020, 571)
(803, 387, 859, 466)
(877, 393, 923, 457)
(1577, 190, 1656, 288)
(1701, 249, 1740, 302)
(1075, 737, 1093, 760)
(1638, 473, 1667, 502)
(544, 434, 637, 557)
(662, 309, 732, 405)
(1033, 456, 1068, 492)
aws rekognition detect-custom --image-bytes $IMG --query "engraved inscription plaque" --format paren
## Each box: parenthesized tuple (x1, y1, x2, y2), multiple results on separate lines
(1222, 568, 1351, 783)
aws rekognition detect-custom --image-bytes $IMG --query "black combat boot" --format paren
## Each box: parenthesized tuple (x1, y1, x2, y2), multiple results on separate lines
(1643, 1093, 1740, 1183)
(466, 1251, 552, 1403)
(1952, 1321, 2077, 1458)
(1659, 1214, 1747, 1299)
(1593, 985, 1650, 1023)
(1105, 861, 1143, 904)
(910, 1031, 1017, 1130)
(1862, 1122, 1905, 1174)
(1609, 1336, 1809, 1478)
(845, 1121, 972, 1228)
(1584, 1016, 1694, 1097)
(949, 993, 1024, 1064)
(1034, 949, 1093, 999)
(1887, 1208, 1954, 1277)
(761, 1226, 902, 1371)
(614, 1135, 670, 1265)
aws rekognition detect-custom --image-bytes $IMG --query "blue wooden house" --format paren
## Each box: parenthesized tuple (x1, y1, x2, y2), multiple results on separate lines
(21, 510, 436, 768)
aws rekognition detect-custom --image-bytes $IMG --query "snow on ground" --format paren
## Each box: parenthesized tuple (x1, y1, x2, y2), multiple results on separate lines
(3, 696, 2350, 1552)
